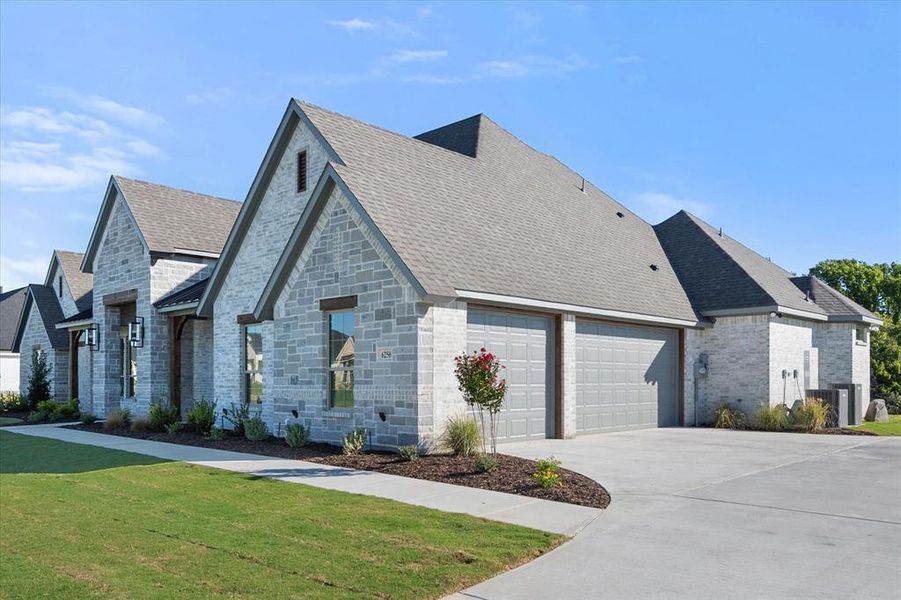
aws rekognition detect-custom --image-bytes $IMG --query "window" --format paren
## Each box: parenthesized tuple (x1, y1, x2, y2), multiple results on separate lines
(297, 150, 308, 193)
(328, 310, 355, 408)
(856, 326, 868, 344)
(118, 327, 136, 398)
(244, 324, 263, 404)
(58, 276, 63, 298)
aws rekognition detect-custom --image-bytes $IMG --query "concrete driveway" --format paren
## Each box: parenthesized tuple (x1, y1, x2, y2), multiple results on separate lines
(452, 429, 901, 600)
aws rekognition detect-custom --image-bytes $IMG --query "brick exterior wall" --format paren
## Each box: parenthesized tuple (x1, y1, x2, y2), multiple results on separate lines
(560, 313, 577, 438)
(423, 300, 468, 446)
(768, 316, 815, 407)
(18, 301, 68, 402)
(213, 121, 327, 416)
(814, 321, 871, 420)
(271, 190, 421, 448)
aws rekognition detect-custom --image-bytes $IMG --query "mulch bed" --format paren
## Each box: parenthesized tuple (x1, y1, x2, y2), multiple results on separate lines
(0, 410, 30, 424)
(68, 422, 610, 508)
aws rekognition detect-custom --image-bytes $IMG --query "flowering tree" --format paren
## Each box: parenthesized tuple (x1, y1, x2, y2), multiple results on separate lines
(454, 348, 507, 455)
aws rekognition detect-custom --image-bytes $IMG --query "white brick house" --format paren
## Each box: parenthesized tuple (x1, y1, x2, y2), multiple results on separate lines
(14, 100, 879, 444)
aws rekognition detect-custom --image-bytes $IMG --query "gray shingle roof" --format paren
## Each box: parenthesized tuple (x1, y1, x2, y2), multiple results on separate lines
(57, 307, 93, 325)
(654, 211, 826, 317)
(153, 277, 209, 309)
(114, 176, 242, 256)
(790, 276, 879, 320)
(17, 285, 69, 351)
(53, 250, 93, 311)
(297, 101, 698, 323)
(0, 287, 27, 351)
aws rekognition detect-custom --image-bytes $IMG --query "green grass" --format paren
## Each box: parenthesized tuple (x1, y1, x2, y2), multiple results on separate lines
(0, 431, 561, 599)
(850, 414, 901, 436)
(0, 416, 23, 425)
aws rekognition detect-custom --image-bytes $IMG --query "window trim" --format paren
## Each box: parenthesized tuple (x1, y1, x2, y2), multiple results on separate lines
(855, 326, 869, 345)
(243, 324, 264, 405)
(296, 149, 308, 193)
(327, 309, 355, 409)
(118, 326, 136, 398)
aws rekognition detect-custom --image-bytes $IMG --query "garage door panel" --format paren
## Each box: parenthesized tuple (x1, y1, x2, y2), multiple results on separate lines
(467, 310, 553, 442)
(576, 320, 678, 434)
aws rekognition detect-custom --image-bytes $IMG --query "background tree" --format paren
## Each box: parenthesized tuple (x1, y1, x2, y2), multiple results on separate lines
(26, 351, 52, 409)
(809, 260, 900, 410)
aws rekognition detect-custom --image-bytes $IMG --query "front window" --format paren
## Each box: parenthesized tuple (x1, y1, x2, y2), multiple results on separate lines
(328, 311, 355, 408)
(118, 327, 136, 398)
(856, 326, 868, 344)
(244, 324, 263, 404)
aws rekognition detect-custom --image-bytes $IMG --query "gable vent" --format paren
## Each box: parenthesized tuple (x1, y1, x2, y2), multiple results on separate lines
(296, 150, 308, 193)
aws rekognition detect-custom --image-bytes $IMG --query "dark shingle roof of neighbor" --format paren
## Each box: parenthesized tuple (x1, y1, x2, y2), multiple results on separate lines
(153, 277, 209, 309)
(297, 101, 699, 323)
(790, 276, 880, 320)
(0, 287, 27, 351)
(53, 250, 94, 311)
(114, 176, 242, 256)
(654, 211, 827, 317)
(57, 307, 93, 325)
(21, 285, 69, 350)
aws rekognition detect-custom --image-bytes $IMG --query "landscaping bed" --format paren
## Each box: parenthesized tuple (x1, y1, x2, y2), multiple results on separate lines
(68, 422, 610, 508)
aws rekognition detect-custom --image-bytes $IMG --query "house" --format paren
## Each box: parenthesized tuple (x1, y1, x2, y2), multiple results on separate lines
(0, 286, 27, 392)
(14, 99, 878, 447)
(12, 250, 93, 403)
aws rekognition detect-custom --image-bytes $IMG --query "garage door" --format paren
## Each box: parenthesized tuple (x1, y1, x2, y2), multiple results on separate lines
(576, 321, 678, 433)
(467, 310, 554, 442)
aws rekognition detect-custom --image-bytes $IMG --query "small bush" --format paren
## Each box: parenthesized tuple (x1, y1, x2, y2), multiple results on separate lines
(342, 427, 366, 455)
(441, 416, 481, 457)
(222, 402, 251, 434)
(35, 400, 58, 415)
(285, 422, 309, 448)
(165, 421, 182, 435)
(532, 456, 563, 489)
(753, 403, 789, 432)
(208, 427, 225, 441)
(244, 415, 269, 441)
(475, 453, 499, 473)
(148, 403, 179, 432)
(28, 409, 52, 422)
(0, 391, 28, 411)
(187, 399, 216, 435)
(80, 412, 97, 425)
(398, 444, 419, 462)
(713, 404, 744, 429)
(130, 416, 151, 432)
(56, 399, 80, 419)
(104, 408, 131, 429)
(26, 351, 52, 409)
(792, 398, 830, 432)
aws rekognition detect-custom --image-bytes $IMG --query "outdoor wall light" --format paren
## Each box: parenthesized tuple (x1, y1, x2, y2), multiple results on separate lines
(85, 325, 100, 351)
(128, 316, 145, 348)
(291, 409, 299, 418)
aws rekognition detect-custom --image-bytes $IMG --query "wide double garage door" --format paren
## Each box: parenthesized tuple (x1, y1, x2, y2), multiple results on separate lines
(467, 309, 678, 443)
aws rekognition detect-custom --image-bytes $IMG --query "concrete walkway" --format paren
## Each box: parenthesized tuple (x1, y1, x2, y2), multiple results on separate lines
(4, 424, 600, 536)
(452, 428, 901, 600)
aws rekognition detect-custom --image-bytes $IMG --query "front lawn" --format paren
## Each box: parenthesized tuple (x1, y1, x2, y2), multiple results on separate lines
(850, 414, 901, 436)
(0, 431, 562, 599)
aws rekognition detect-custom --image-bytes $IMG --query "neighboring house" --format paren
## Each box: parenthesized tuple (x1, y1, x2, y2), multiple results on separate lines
(76, 176, 241, 418)
(12, 100, 878, 446)
(12, 250, 93, 402)
(0, 287, 27, 392)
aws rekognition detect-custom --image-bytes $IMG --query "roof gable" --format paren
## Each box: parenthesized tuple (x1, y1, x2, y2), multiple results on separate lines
(12, 285, 69, 352)
(0, 287, 27, 351)
(45, 250, 93, 312)
(790, 276, 881, 322)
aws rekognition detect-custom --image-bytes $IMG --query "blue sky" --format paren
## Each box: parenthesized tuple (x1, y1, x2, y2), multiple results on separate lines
(1, 1, 898, 290)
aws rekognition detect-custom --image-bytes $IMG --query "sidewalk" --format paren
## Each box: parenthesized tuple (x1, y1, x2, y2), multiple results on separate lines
(5, 424, 601, 536)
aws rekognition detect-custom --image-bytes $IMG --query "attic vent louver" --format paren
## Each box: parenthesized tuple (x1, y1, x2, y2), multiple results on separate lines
(579, 177, 585, 192)
(649, 264, 659, 271)
(616, 211, 624, 218)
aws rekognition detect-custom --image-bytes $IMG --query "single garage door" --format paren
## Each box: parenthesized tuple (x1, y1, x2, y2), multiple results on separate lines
(576, 320, 678, 433)
(467, 310, 554, 442)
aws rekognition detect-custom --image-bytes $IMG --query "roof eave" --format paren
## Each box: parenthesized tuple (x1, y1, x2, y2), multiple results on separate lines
(55, 318, 93, 330)
(157, 301, 200, 315)
(827, 314, 883, 326)
(703, 305, 829, 322)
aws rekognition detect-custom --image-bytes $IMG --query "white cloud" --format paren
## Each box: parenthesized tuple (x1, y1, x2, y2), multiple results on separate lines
(386, 49, 447, 63)
(403, 74, 469, 85)
(478, 60, 530, 78)
(0, 255, 47, 290)
(630, 192, 712, 224)
(185, 88, 234, 105)
(43, 87, 165, 129)
(326, 18, 376, 31)
(325, 17, 417, 37)
(408, 54, 591, 85)
(614, 55, 644, 64)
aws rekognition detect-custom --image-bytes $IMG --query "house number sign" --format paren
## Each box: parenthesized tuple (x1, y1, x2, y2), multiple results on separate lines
(376, 348, 393, 361)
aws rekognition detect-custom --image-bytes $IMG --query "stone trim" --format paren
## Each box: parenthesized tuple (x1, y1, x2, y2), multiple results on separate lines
(236, 313, 260, 325)
(103, 289, 138, 306)
(319, 295, 357, 311)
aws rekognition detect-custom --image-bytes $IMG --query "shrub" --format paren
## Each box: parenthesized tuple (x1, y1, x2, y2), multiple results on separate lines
(244, 415, 269, 441)
(713, 404, 744, 429)
(398, 444, 419, 462)
(56, 399, 79, 419)
(222, 403, 251, 434)
(532, 456, 563, 489)
(165, 421, 182, 435)
(35, 400, 58, 416)
(208, 427, 225, 441)
(342, 427, 366, 455)
(441, 416, 481, 457)
(148, 403, 179, 432)
(0, 391, 28, 411)
(285, 423, 309, 448)
(80, 412, 97, 425)
(28, 409, 52, 423)
(753, 404, 789, 432)
(104, 408, 131, 429)
(26, 351, 52, 409)
(187, 399, 216, 435)
(792, 398, 830, 432)
(475, 453, 499, 473)
(454, 348, 507, 455)
(130, 416, 151, 432)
